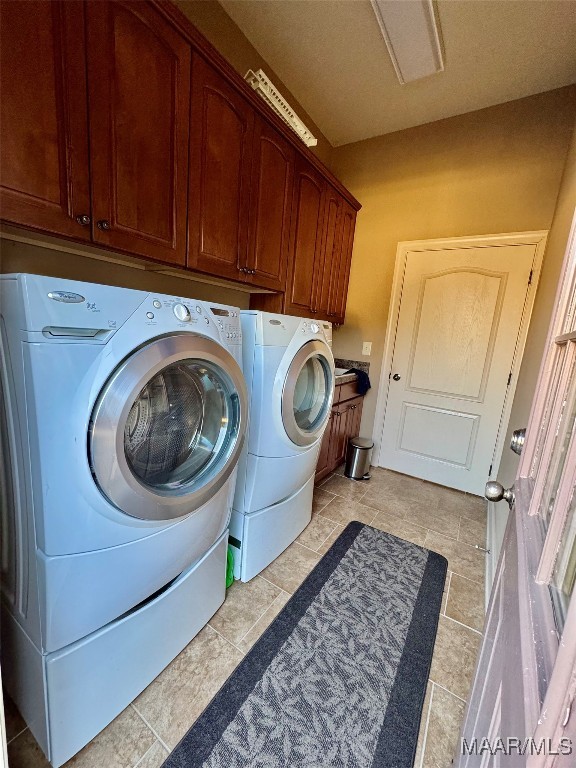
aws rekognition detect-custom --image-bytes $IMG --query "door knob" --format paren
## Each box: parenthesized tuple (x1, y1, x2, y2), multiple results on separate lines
(392, 373, 401, 381)
(485, 481, 515, 508)
(97, 220, 111, 230)
(76, 214, 91, 226)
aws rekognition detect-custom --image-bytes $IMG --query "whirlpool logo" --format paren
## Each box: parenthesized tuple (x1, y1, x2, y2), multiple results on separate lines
(47, 291, 86, 304)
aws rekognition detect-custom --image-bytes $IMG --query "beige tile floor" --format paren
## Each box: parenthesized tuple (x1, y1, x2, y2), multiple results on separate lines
(6, 466, 486, 768)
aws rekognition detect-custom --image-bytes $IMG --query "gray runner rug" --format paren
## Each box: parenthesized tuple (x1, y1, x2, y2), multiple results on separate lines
(162, 521, 448, 768)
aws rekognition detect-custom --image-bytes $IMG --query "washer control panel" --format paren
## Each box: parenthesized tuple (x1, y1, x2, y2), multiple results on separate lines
(141, 297, 241, 343)
(173, 303, 191, 322)
(210, 306, 241, 341)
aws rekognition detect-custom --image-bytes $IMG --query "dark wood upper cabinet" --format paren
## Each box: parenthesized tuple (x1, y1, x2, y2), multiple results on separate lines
(328, 198, 356, 324)
(315, 185, 341, 316)
(245, 117, 294, 291)
(0, 1, 91, 239)
(86, 1, 191, 265)
(1, 0, 359, 319)
(284, 157, 326, 317)
(188, 55, 254, 280)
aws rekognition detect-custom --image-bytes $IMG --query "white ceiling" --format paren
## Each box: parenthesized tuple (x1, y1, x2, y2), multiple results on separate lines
(219, 0, 576, 147)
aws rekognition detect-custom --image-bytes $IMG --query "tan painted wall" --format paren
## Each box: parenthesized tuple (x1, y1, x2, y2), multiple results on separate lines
(498, 119, 576, 487)
(175, 0, 334, 167)
(329, 87, 576, 455)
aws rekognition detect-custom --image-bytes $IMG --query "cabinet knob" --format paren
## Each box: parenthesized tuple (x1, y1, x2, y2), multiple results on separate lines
(250, 269, 256, 275)
(311, 308, 317, 314)
(97, 220, 111, 231)
(392, 373, 401, 381)
(238, 267, 245, 273)
(76, 214, 91, 226)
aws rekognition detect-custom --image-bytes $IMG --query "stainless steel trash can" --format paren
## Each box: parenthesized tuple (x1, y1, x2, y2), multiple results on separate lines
(345, 437, 373, 480)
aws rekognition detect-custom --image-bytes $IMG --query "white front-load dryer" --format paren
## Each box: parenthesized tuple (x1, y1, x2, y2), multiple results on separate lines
(230, 311, 334, 582)
(0, 274, 247, 766)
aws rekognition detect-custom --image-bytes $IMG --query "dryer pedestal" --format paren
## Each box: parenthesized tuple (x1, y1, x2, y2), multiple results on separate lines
(229, 475, 315, 582)
(2, 533, 228, 768)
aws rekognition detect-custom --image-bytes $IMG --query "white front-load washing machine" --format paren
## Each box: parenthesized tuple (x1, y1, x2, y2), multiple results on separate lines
(0, 274, 247, 766)
(230, 311, 334, 582)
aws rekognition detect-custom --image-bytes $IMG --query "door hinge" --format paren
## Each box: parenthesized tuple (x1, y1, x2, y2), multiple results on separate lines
(528, 269, 533, 286)
(507, 371, 512, 386)
(489, 464, 493, 476)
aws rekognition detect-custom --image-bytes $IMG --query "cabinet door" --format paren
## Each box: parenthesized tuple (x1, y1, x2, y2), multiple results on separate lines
(315, 186, 341, 319)
(316, 410, 336, 480)
(348, 396, 364, 440)
(0, 1, 91, 239)
(331, 404, 351, 468)
(285, 157, 326, 317)
(188, 55, 254, 280)
(328, 200, 357, 324)
(86, 1, 191, 264)
(246, 118, 294, 291)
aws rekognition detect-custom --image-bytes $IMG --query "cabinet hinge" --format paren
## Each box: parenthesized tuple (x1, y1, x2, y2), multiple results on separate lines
(528, 269, 533, 286)
(507, 372, 512, 386)
(489, 464, 493, 476)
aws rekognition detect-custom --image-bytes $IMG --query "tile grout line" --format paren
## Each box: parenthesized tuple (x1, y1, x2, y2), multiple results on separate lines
(218, 578, 284, 643)
(130, 703, 171, 753)
(6, 724, 28, 746)
(417, 682, 435, 768)
(207, 621, 247, 656)
(295, 539, 324, 555)
(309, 520, 339, 553)
(428, 679, 467, 704)
(235, 591, 287, 645)
(440, 612, 483, 636)
(132, 738, 167, 768)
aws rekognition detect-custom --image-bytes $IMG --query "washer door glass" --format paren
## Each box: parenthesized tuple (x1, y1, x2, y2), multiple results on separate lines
(124, 360, 237, 491)
(293, 354, 330, 432)
(89, 334, 247, 521)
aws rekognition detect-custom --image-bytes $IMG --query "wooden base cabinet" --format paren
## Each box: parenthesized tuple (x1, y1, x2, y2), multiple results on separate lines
(316, 389, 364, 483)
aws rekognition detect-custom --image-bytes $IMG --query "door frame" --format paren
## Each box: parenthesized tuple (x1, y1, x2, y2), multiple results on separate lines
(372, 231, 548, 483)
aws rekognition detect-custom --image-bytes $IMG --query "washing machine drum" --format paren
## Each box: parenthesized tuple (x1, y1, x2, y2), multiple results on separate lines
(90, 334, 247, 521)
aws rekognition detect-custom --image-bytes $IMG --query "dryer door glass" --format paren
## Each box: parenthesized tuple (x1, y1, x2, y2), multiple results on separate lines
(293, 355, 330, 432)
(124, 360, 238, 491)
(282, 340, 333, 447)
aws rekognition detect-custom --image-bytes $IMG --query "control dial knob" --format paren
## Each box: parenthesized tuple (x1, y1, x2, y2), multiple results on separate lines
(310, 322, 319, 333)
(173, 303, 191, 322)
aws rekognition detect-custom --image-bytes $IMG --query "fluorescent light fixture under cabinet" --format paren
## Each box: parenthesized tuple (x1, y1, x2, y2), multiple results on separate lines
(370, 0, 444, 84)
